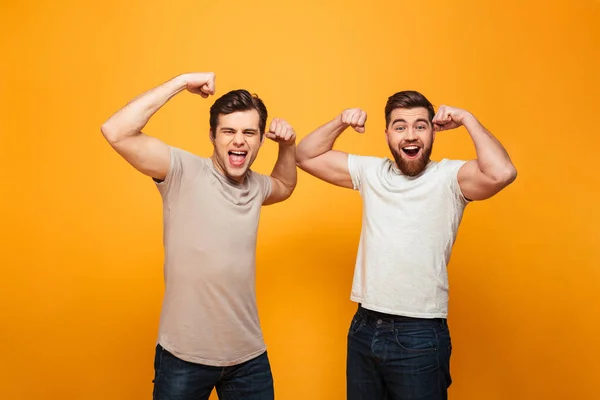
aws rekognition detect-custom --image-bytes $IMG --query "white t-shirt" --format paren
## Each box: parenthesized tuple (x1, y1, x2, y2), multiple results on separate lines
(348, 155, 470, 318)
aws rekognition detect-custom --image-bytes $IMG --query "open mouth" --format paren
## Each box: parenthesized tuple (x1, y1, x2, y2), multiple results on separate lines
(228, 150, 247, 167)
(401, 145, 421, 159)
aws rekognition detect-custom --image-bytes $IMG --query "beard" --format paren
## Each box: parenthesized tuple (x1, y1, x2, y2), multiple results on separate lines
(389, 143, 433, 177)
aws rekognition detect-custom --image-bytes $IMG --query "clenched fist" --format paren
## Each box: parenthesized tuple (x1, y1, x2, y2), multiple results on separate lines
(182, 72, 216, 98)
(432, 105, 471, 132)
(340, 108, 367, 133)
(265, 118, 296, 146)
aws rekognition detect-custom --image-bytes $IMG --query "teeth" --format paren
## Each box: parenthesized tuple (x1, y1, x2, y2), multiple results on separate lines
(403, 146, 419, 150)
(231, 151, 246, 155)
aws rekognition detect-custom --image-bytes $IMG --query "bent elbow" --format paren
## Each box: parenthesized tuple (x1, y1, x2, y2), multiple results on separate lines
(492, 165, 517, 187)
(100, 122, 120, 144)
(283, 182, 297, 200)
(294, 147, 312, 166)
(502, 165, 518, 185)
(295, 157, 311, 171)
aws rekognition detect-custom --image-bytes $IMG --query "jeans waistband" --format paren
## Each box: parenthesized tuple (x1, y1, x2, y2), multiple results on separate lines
(357, 304, 447, 328)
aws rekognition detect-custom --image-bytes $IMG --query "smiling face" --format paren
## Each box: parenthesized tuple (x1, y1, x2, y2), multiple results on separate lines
(208, 89, 268, 183)
(211, 110, 264, 183)
(384, 90, 436, 177)
(385, 107, 434, 177)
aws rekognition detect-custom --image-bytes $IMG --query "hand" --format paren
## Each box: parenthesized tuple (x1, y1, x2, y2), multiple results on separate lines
(340, 108, 367, 133)
(432, 105, 471, 132)
(183, 72, 216, 98)
(265, 118, 296, 146)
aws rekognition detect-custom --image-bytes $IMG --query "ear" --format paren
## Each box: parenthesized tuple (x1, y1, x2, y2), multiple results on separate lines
(209, 129, 215, 144)
(260, 131, 266, 147)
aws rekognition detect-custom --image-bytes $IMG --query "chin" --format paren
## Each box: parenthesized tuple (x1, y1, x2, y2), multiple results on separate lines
(393, 153, 429, 177)
(226, 166, 248, 179)
(390, 144, 432, 177)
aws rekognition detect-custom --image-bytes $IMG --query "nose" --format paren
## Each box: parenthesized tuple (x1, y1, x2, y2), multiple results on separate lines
(232, 131, 245, 146)
(405, 127, 416, 140)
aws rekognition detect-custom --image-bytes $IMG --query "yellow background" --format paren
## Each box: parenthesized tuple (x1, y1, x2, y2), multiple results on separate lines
(1, 0, 599, 398)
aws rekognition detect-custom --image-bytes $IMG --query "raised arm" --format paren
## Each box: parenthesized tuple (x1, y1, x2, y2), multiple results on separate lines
(100, 72, 215, 180)
(263, 119, 297, 205)
(432, 105, 517, 201)
(295, 108, 366, 189)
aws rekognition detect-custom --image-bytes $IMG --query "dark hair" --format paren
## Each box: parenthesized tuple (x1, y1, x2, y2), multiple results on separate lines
(209, 89, 268, 138)
(385, 90, 435, 127)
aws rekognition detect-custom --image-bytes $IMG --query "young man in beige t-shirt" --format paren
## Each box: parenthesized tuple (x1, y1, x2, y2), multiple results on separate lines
(101, 72, 297, 400)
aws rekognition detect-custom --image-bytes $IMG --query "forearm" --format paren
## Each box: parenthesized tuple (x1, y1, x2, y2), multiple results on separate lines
(463, 114, 517, 182)
(296, 115, 347, 163)
(270, 143, 297, 192)
(101, 75, 188, 143)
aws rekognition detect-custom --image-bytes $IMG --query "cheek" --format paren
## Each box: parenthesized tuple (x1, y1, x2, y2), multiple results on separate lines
(420, 132, 433, 146)
(214, 137, 229, 151)
(387, 132, 402, 147)
(248, 136, 262, 149)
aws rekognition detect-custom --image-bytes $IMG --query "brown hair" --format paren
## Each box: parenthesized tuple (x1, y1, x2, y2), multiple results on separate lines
(385, 90, 435, 127)
(209, 89, 268, 138)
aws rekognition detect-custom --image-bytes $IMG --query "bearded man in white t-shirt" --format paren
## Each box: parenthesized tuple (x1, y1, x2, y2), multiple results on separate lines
(296, 90, 517, 400)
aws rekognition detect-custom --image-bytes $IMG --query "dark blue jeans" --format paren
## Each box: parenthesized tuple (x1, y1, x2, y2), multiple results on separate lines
(152, 344, 274, 400)
(347, 305, 452, 400)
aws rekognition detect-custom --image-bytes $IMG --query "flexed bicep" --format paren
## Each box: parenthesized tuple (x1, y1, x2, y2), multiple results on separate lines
(297, 150, 353, 189)
(105, 132, 171, 180)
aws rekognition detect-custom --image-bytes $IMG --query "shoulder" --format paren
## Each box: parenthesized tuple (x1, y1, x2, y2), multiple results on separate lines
(432, 158, 468, 177)
(348, 154, 389, 170)
(246, 169, 271, 187)
(166, 147, 212, 180)
(437, 158, 467, 169)
(170, 146, 208, 167)
(246, 169, 272, 200)
(434, 159, 471, 202)
(347, 155, 391, 190)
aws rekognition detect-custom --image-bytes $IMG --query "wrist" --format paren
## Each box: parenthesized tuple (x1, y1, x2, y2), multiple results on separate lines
(278, 141, 296, 149)
(172, 74, 189, 91)
(460, 111, 477, 126)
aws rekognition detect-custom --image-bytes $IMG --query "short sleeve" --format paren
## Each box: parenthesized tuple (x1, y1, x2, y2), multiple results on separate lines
(348, 154, 381, 191)
(154, 146, 202, 197)
(441, 159, 471, 204)
(256, 173, 272, 202)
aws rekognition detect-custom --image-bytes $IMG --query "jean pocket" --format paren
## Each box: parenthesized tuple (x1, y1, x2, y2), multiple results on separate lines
(348, 314, 365, 335)
(395, 328, 437, 353)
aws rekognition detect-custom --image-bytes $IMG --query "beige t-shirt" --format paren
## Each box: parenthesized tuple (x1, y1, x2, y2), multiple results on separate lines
(154, 146, 272, 366)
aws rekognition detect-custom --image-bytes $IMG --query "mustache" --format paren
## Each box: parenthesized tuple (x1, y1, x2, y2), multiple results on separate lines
(398, 140, 424, 148)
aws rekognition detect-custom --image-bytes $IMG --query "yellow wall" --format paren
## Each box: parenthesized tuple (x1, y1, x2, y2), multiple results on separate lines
(1, 0, 598, 398)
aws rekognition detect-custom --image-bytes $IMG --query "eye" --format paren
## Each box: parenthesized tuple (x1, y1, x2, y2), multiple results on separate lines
(416, 125, 426, 130)
(244, 131, 256, 136)
(395, 126, 405, 131)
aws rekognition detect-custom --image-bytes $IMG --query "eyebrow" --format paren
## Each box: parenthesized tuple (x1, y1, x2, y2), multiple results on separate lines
(219, 127, 259, 132)
(391, 118, 431, 125)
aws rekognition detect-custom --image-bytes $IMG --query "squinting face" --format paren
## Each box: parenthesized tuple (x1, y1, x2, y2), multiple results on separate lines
(386, 107, 435, 177)
(211, 110, 264, 183)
